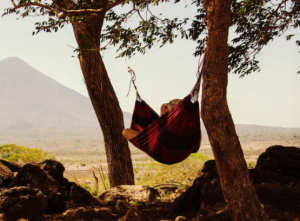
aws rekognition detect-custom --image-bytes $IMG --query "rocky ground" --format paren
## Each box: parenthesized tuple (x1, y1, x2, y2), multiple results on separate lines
(0, 145, 300, 221)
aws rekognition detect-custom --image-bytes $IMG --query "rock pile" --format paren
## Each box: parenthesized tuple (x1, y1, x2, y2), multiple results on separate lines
(171, 145, 300, 221)
(0, 159, 157, 221)
(0, 145, 299, 221)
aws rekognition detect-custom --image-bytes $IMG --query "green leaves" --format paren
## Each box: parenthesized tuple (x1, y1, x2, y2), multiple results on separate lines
(109, 0, 299, 76)
(33, 17, 68, 35)
(100, 1, 189, 57)
(230, 0, 300, 76)
(4, 0, 298, 75)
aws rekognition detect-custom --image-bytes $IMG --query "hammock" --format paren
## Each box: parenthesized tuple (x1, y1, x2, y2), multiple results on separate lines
(127, 64, 203, 165)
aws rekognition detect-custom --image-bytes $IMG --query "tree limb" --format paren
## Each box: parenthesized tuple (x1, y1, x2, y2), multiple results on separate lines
(10, 0, 17, 7)
(10, 0, 126, 18)
(11, 1, 61, 17)
(105, 0, 126, 12)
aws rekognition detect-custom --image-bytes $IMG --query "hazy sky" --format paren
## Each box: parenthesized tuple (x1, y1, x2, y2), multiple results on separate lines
(1, 1, 299, 128)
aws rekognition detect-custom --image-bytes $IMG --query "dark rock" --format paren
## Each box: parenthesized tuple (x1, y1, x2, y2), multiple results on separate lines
(116, 200, 132, 214)
(255, 183, 300, 221)
(67, 182, 102, 209)
(254, 145, 300, 186)
(170, 160, 219, 213)
(0, 186, 47, 221)
(38, 160, 65, 184)
(0, 162, 14, 188)
(118, 207, 143, 221)
(0, 160, 21, 172)
(9, 163, 65, 213)
(99, 185, 158, 206)
(203, 208, 231, 221)
(197, 178, 226, 219)
(171, 146, 300, 221)
(60, 207, 119, 221)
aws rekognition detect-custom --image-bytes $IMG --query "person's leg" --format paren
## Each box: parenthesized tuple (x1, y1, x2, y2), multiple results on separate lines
(122, 128, 141, 140)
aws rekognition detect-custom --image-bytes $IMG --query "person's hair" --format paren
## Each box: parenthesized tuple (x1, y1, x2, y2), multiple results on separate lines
(168, 99, 181, 110)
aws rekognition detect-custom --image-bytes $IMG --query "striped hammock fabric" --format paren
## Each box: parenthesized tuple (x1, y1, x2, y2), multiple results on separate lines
(129, 94, 201, 165)
(127, 54, 204, 164)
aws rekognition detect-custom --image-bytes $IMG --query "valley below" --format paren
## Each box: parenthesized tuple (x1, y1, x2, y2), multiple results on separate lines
(1, 124, 299, 172)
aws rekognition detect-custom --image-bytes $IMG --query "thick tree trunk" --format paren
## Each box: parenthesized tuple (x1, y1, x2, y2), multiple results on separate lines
(200, 0, 268, 220)
(71, 13, 134, 186)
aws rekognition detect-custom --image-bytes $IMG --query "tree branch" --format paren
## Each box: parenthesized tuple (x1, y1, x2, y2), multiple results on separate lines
(105, 0, 126, 12)
(10, 0, 126, 18)
(11, 1, 61, 17)
(49, 0, 126, 16)
(10, 0, 17, 7)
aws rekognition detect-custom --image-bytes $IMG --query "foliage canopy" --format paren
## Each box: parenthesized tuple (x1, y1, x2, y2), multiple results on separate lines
(101, 0, 300, 76)
(3, 0, 299, 76)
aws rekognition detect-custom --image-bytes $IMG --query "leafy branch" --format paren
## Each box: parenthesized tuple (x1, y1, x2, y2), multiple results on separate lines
(101, 0, 189, 57)
(3, 0, 127, 35)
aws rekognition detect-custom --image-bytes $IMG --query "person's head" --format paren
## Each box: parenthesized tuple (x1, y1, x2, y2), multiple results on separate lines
(167, 99, 181, 110)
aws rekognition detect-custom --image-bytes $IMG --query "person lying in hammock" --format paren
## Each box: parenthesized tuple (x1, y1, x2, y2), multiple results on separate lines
(122, 99, 181, 140)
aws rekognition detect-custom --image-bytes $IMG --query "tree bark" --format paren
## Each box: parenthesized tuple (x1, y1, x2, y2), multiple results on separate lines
(200, 0, 268, 220)
(71, 13, 134, 186)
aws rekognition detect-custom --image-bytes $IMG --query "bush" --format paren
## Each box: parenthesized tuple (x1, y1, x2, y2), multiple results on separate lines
(0, 144, 55, 163)
(80, 184, 91, 191)
(136, 153, 210, 188)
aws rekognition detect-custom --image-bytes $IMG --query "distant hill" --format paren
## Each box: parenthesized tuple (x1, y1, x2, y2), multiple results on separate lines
(0, 57, 95, 129)
(0, 57, 131, 130)
(0, 57, 132, 151)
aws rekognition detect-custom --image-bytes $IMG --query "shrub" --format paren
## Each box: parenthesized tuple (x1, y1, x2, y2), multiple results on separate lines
(136, 153, 210, 187)
(80, 184, 92, 192)
(0, 144, 55, 163)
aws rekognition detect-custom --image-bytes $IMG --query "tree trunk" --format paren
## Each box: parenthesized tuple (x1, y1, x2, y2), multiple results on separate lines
(200, 0, 268, 220)
(71, 13, 134, 186)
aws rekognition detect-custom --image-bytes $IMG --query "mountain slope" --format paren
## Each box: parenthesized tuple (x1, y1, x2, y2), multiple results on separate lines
(0, 57, 100, 129)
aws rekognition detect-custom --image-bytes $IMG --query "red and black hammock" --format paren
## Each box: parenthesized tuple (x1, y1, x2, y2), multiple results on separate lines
(127, 65, 203, 165)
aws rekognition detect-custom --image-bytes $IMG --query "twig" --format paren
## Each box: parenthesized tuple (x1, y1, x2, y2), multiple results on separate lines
(152, 183, 181, 189)
(93, 171, 99, 193)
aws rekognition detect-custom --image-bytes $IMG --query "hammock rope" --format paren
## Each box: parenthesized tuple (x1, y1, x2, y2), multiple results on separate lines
(127, 67, 142, 101)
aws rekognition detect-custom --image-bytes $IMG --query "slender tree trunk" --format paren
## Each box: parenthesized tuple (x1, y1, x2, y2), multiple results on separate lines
(200, 0, 268, 220)
(71, 13, 134, 186)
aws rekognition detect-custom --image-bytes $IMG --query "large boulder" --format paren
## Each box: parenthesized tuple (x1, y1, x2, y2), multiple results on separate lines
(253, 145, 300, 186)
(99, 185, 158, 206)
(9, 163, 65, 213)
(0, 186, 47, 221)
